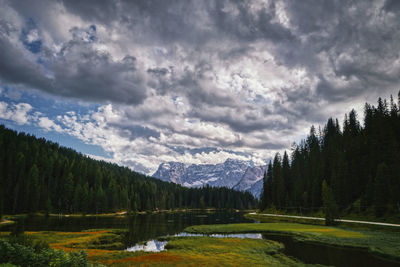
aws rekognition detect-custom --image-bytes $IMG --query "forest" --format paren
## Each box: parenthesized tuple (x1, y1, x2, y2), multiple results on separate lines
(260, 92, 400, 218)
(0, 126, 256, 216)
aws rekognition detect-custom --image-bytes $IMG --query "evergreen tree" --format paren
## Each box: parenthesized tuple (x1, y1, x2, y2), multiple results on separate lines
(374, 163, 390, 217)
(28, 164, 40, 213)
(322, 180, 339, 225)
(259, 171, 268, 211)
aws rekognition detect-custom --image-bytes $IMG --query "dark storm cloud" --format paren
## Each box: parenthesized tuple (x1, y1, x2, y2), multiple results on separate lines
(279, 0, 400, 94)
(50, 31, 147, 104)
(190, 105, 292, 134)
(0, 23, 52, 91)
(383, 0, 400, 12)
(2, 0, 400, 161)
(109, 123, 161, 140)
(0, 20, 147, 104)
(60, 0, 295, 46)
(178, 69, 239, 108)
(212, 0, 295, 42)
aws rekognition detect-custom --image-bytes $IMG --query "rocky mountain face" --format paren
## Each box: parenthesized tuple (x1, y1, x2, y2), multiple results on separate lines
(233, 165, 266, 198)
(152, 158, 266, 197)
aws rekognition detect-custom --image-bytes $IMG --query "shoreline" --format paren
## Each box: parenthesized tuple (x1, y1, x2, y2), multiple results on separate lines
(1, 208, 254, 223)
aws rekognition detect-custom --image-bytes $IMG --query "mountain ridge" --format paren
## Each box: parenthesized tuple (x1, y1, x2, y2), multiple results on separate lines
(153, 158, 266, 197)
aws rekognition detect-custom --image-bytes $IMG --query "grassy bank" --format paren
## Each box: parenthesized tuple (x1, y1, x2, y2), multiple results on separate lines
(257, 208, 400, 225)
(185, 222, 400, 262)
(97, 237, 306, 266)
(1, 230, 308, 266)
(1, 208, 250, 221)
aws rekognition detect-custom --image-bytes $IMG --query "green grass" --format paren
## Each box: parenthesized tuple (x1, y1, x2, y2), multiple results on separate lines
(185, 222, 400, 262)
(96, 237, 310, 266)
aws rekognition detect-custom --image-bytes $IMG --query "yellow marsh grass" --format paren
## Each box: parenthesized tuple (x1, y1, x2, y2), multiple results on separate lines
(185, 223, 365, 238)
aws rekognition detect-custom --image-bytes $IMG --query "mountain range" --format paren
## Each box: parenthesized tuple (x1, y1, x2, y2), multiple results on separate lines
(152, 159, 266, 198)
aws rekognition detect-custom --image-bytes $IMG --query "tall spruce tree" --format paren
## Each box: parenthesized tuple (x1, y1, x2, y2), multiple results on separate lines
(322, 180, 339, 225)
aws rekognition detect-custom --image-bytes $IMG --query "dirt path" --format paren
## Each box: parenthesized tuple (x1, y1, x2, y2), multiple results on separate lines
(249, 213, 400, 227)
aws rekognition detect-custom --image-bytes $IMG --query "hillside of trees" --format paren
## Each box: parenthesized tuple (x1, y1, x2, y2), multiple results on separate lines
(0, 126, 256, 216)
(260, 92, 400, 218)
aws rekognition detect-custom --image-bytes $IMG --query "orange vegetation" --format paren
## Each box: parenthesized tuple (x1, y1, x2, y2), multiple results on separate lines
(81, 230, 108, 235)
(103, 252, 183, 265)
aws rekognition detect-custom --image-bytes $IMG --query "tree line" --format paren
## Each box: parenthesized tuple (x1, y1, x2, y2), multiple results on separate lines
(260, 92, 400, 218)
(0, 125, 256, 216)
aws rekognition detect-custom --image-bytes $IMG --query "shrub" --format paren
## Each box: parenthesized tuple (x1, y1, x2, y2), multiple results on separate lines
(0, 239, 94, 267)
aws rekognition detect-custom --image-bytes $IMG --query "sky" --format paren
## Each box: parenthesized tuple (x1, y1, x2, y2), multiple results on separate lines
(0, 0, 399, 175)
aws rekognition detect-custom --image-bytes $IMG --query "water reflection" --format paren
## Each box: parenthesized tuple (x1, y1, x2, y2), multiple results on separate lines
(174, 232, 262, 239)
(126, 240, 168, 252)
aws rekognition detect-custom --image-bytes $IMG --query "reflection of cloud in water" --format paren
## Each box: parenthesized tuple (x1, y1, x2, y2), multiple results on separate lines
(210, 233, 262, 239)
(175, 232, 262, 239)
(126, 240, 167, 252)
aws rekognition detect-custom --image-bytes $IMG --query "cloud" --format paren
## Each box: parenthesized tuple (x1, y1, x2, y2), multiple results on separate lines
(50, 33, 148, 104)
(38, 117, 63, 132)
(1, 0, 400, 174)
(0, 24, 52, 91)
(0, 14, 148, 105)
(0, 101, 33, 124)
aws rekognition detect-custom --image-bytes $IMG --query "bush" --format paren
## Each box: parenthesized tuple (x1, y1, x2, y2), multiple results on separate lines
(0, 239, 93, 267)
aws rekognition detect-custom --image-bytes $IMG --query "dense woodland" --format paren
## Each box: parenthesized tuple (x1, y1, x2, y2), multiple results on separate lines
(0, 126, 256, 215)
(261, 92, 400, 218)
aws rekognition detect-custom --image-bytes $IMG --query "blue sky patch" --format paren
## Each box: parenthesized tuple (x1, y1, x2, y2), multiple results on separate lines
(21, 18, 42, 54)
(0, 87, 111, 159)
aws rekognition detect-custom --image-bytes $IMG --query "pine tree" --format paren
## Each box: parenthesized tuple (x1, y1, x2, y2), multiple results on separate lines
(374, 163, 390, 217)
(282, 151, 291, 207)
(259, 171, 268, 211)
(322, 180, 339, 225)
(28, 164, 40, 213)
